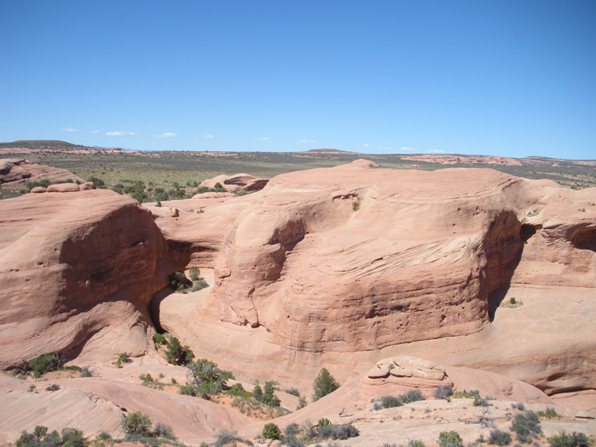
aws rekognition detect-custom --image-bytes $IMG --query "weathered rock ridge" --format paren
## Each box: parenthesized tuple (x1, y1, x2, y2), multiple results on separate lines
(0, 158, 84, 185)
(209, 161, 594, 354)
(0, 190, 172, 367)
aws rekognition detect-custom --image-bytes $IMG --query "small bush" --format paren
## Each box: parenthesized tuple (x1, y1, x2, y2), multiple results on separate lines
(214, 430, 241, 447)
(511, 411, 542, 444)
(115, 353, 131, 368)
(252, 383, 263, 401)
(262, 423, 281, 440)
(313, 368, 339, 401)
(262, 381, 281, 407)
(123, 412, 152, 436)
(153, 422, 175, 439)
(474, 395, 489, 407)
(153, 333, 167, 346)
(434, 385, 454, 400)
(381, 395, 402, 408)
(189, 267, 199, 281)
(401, 389, 425, 404)
(60, 428, 84, 447)
(191, 278, 209, 291)
(185, 358, 234, 398)
(548, 431, 590, 447)
(488, 429, 512, 446)
(79, 367, 93, 378)
(164, 336, 194, 366)
(285, 423, 301, 438)
(169, 271, 191, 291)
(439, 431, 464, 447)
(512, 402, 525, 411)
(28, 353, 60, 378)
(226, 383, 250, 397)
(285, 387, 300, 396)
(317, 423, 359, 440)
(538, 407, 559, 419)
(45, 384, 60, 392)
(16, 426, 84, 447)
(408, 441, 426, 447)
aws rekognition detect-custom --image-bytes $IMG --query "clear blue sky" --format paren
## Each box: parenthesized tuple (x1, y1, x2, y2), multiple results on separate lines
(1, 0, 595, 158)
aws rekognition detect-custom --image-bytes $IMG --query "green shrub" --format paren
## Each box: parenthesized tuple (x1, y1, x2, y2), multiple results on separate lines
(261, 381, 281, 407)
(87, 176, 106, 188)
(79, 367, 92, 377)
(252, 383, 263, 401)
(488, 429, 512, 446)
(214, 430, 241, 447)
(548, 431, 590, 447)
(123, 412, 152, 436)
(45, 384, 60, 392)
(28, 353, 60, 378)
(164, 336, 194, 366)
(185, 358, 234, 398)
(60, 428, 84, 447)
(213, 182, 225, 192)
(511, 411, 542, 443)
(226, 383, 250, 397)
(284, 423, 301, 438)
(153, 333, 167, 346)
(16, 426, 84, 447)
(168, 271, 191, 291)
(538, 407, 559, 419)
(434, 385, 454, 400)
(262, 423, 281, 440)
(408, 441, 426, 447)
(115, 353, 131, 368)
(401, 389, 425, 404)
(381, 395, 402, 408)
(439, 431, 464, 447)
(313, 368, 339, 400)
(191, 278, 209, 291)
(153, 423, 175, 439)
(317, 423, 359, 440)
(189, 267, 199, 281)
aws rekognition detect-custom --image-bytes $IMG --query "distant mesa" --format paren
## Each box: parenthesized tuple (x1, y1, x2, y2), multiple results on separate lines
(305, 148, 356, 154)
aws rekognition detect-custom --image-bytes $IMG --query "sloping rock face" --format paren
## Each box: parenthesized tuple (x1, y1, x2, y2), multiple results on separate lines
(0, 190, 171, 367)
(0, 158, 84, 185)
(211, 161, 595, 354)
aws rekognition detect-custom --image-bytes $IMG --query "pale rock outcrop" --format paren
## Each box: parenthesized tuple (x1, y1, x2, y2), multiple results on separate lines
(0, 158, 84, 185)
(198, 173, 269, 193)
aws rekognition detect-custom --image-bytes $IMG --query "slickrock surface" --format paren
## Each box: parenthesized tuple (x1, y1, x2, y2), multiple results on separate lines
(0, 158, 84, 185)
(0, 190, 171, 367)
(157, 161, 595, 399)
(199, 172, 269, 192)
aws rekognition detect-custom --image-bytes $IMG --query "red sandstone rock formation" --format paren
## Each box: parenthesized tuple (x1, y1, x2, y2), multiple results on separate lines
(0, 158, 84, 185)
(0, 190, 173, 367)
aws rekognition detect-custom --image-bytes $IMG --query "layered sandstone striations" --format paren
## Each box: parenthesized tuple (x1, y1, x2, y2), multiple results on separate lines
(212, 161, 594, 352)
(0, 189, 172, 367)
(153, 161, 595, 395)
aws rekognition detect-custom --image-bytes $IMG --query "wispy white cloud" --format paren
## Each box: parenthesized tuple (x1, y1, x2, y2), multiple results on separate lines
(155, 132, 176, 138)
(202, 134, 215, 139)
(399, 146, 417, 152)
(62, 127, 78, 133)
(362, 143, 371, 148)
(299, 138, 317, 144)
(90, 130, 101, 134)
(428, 149, 445, 154)
(256, 136, 270, 141)
(106, 130, 136, 137)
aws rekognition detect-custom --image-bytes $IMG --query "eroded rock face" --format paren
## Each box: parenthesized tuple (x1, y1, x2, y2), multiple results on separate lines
(0, 190, 171, 367)
(199, 173, 269, 193)
(0, 158, 84, 185)
(211, 161, 595, 355)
